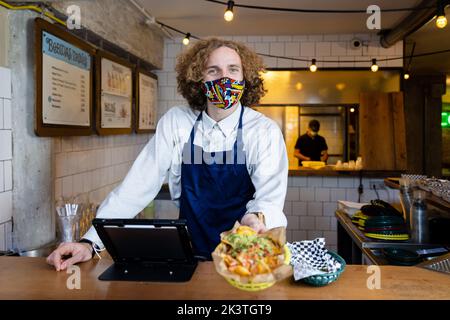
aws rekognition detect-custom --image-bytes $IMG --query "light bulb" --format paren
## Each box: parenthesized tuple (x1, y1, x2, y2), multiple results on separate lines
(224, 1, 234, 22)
(310, 59, 317, 72)
(371, 59, 379, 72)
(436, 15, 447, 28)
(224, 10, 234, 22)
(436, 1, 447, 28)
(182, 33, 190, 46)
(404, 73, 410, 80)
(350, 108, 355, 113)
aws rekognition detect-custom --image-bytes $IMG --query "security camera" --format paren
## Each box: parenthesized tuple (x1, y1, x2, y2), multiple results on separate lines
(350, 38, 362, 49)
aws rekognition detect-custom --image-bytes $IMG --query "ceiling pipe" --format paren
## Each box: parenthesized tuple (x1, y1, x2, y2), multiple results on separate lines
(380, 0, 449, 48)
(127, 0, 174, 40)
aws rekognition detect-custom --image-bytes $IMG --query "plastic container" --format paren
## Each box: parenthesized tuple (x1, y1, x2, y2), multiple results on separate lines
(56, 215, 80, 243)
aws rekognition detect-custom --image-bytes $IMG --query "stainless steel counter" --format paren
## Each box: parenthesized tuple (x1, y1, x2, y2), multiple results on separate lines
(335, 210, 448, 265)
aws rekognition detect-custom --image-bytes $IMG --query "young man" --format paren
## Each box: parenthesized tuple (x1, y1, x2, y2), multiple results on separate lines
(47, 38, 288, 270)
(294, 119, 329, 166)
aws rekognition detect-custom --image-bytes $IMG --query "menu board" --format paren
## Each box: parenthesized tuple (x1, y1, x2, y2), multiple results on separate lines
(35, 18, 94, 136)
(96, 51, 134, 135)
(42, 31, 90, 126)
(100, 58, 132, 128)
(136, 70, 157, 133)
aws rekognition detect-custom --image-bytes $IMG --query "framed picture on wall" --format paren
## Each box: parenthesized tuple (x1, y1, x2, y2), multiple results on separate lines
(95, 50, 134, 135)
(35, 18, 95, 136)
(135, 69, 158, 133)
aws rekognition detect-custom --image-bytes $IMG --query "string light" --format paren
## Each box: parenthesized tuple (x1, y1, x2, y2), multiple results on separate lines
(371, 58, 379, 72)
(152, 17, 450, 70)
(404, 72, 410, 80)
(182, 33, 191, 45)
(224, 0, 234, 21)
(206, 0, 436, 14)
(309, 59, 317, 72)
(436, 1, 447, 28)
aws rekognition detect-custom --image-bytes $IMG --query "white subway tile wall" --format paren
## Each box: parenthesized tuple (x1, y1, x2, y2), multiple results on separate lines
(154, 34, 403, 252)
(0, 67, 12, 251)
(154, 34, 403, 118)
(53, 133, 151, 208)
(286, 176, 399, 252)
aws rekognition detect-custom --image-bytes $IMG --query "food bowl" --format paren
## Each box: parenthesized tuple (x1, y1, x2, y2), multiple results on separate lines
(301, 161, 326, 169)
(299, 251, 346, 287)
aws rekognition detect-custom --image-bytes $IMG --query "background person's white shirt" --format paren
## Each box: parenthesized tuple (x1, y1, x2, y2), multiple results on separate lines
(83, 103, 289, 248)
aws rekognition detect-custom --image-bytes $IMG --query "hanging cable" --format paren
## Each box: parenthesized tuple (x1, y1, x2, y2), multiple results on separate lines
(0, 0, 66, 26)
(5, 0, 450, 67)
(404, 42, 416, 80)
(205, 0, 436, 13)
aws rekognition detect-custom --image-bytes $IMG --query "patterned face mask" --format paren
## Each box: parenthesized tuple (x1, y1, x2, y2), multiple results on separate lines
(203, 77, 245, 110)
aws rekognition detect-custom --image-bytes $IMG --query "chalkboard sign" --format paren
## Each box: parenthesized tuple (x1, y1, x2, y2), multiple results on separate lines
(35, 18, 95, 136)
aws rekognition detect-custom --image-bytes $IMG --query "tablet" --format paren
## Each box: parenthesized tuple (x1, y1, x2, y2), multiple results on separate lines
(92, 218, 198, 282)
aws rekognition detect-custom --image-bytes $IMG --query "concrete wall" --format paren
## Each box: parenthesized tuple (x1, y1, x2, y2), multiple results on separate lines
(4, 1, 163, 251)
(7, 10, 54, 252)
(0, 6, 8, 67)
(51, 0, 164, 69)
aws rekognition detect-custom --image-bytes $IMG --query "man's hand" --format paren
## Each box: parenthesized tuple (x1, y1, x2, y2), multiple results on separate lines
(46, 242, 93, 271)
(241, 213, 267, 233)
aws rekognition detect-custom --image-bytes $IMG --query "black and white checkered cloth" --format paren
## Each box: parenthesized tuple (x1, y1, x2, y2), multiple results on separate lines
(287, 238, 341, 281)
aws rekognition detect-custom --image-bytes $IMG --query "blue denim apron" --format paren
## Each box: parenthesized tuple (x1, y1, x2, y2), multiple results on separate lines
(180, 107, 255, 259)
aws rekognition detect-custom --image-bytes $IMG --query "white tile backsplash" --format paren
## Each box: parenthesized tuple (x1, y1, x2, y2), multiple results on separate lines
(3, 160, 11, 191)
(0, 99, 3, 129)
(0, 130, 12, 160)
(300, 42, 315, 57)
(0, 67, 11, 99)
(0, 161, 3, 192)
(0, 191, 12, 224)
(284, 175, 394, 243)
(3, 99, 10, 129)
(270, 42, 284, 56)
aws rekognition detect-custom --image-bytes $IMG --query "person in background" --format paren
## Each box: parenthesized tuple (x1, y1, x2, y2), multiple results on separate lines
(294, 119, 328, 166)
(46, 38, 288, 271)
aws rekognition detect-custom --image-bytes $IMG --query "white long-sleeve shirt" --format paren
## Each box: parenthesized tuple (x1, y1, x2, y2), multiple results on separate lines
(83, 103, 288, 248)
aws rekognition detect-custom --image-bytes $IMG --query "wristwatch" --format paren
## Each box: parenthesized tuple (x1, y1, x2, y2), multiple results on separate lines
(78, 238, 97, 258)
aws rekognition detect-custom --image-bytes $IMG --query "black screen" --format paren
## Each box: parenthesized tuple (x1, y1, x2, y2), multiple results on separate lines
(104, 226, 187, 261)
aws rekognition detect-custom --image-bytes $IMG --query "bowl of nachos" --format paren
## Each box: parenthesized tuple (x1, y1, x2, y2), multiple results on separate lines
(212, 223, 292, 291)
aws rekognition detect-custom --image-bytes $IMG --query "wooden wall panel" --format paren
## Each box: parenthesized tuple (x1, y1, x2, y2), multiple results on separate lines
(359, 92, 407, 170)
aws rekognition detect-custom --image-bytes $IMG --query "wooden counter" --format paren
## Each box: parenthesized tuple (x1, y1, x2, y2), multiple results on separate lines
(1, 256, 450, 300)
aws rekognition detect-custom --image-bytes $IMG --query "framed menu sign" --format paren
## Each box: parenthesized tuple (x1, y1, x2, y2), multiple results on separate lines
(136, 69, 157, 133)
(95, 51, 134, 135)
(35, 18, 94, 136)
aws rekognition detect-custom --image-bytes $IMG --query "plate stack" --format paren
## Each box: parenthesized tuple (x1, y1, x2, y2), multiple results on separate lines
(351, 200, 409, 241)
(382, 248, 423, 266)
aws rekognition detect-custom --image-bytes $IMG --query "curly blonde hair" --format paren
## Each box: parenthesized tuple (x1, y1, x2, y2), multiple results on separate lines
(175, 38, 266, 111)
